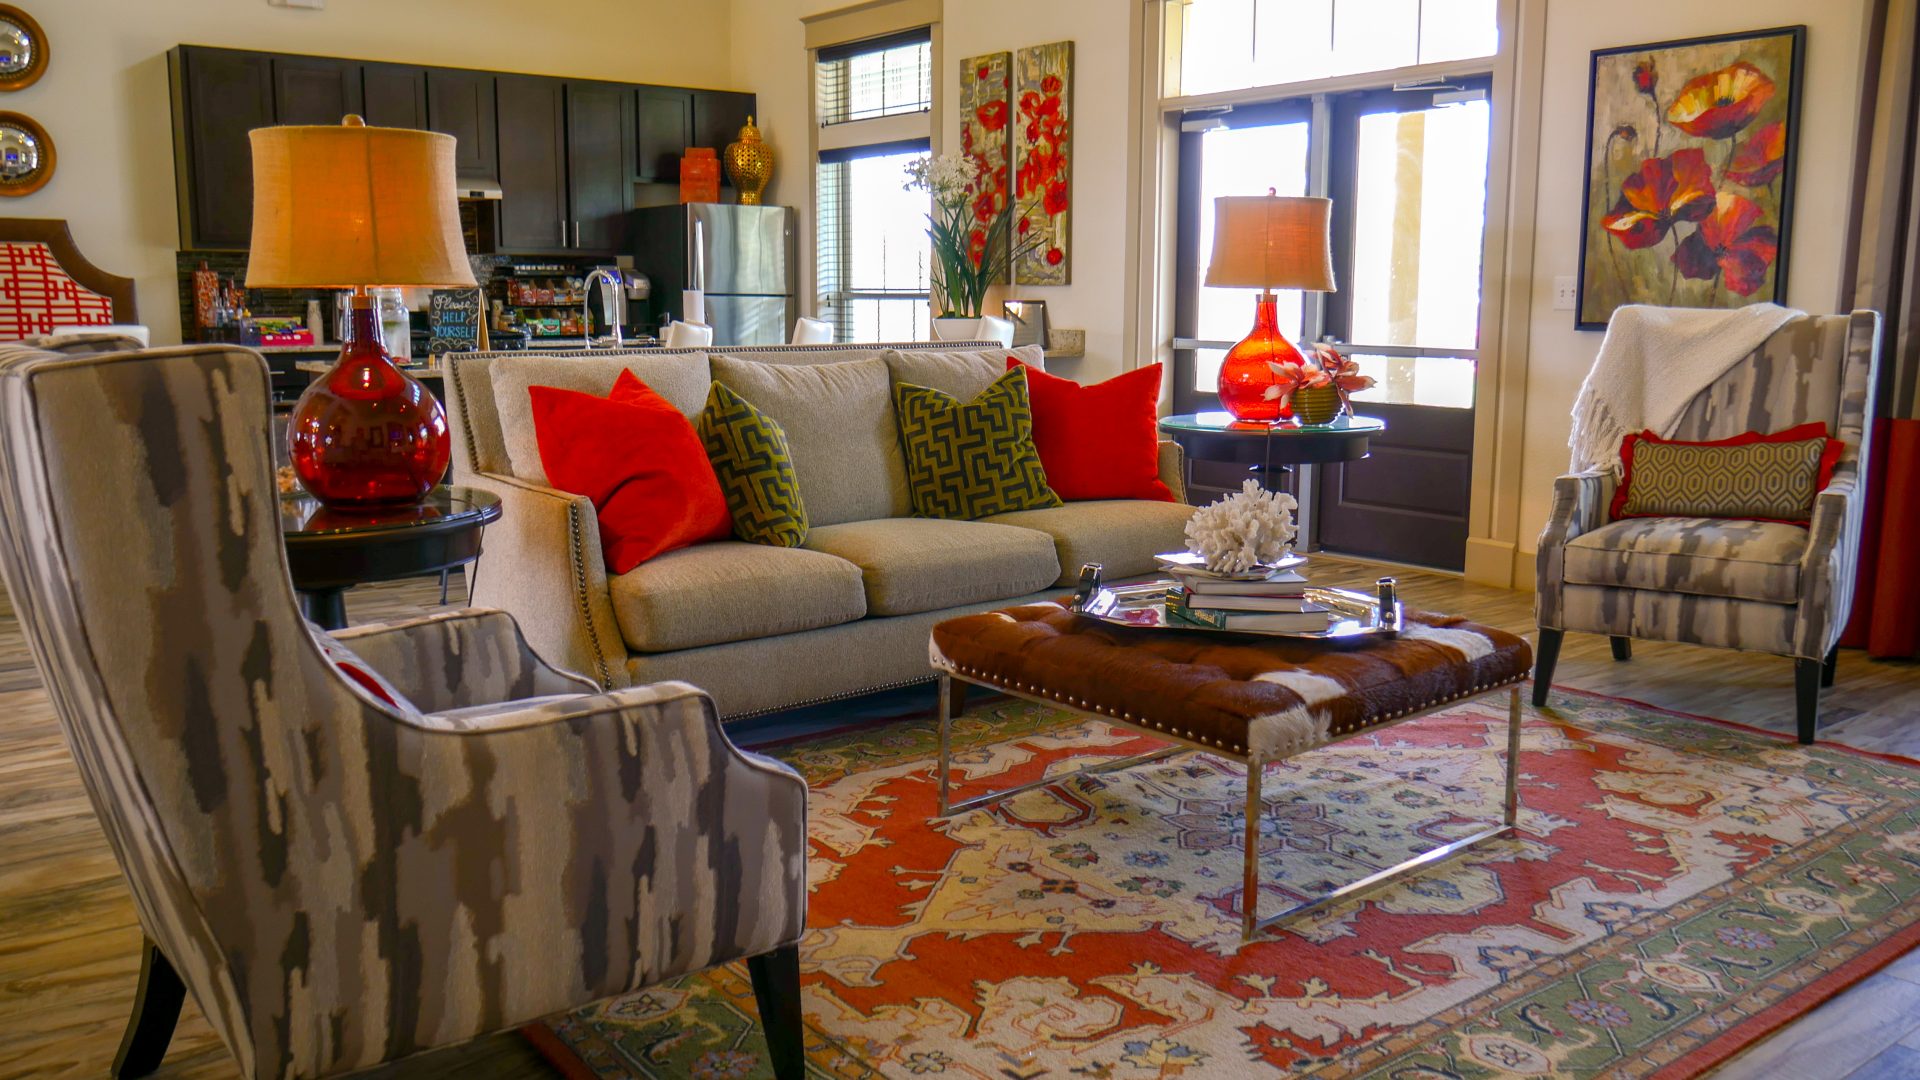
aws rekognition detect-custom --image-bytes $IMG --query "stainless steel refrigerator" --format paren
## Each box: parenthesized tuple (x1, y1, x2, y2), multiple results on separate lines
(632, 204, 795, 347)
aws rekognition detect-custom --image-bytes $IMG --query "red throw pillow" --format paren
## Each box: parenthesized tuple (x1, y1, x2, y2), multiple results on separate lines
(531, 370, 732, 573)
(1611, 421, 1845, 525)
(1010, 358, 1174, 502)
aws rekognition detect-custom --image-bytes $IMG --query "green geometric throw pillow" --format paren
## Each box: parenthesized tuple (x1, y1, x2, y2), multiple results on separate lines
(894, 366, 1062, 520)
(698, 382, 809, 547)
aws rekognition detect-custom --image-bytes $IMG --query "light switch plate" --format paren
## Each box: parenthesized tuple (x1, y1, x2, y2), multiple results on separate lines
(1553, 276, 1577, 311)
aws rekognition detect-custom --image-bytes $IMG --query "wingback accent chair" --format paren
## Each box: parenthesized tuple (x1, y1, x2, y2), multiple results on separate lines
(1534, 311, 1881, 744)
(0, 342, 810, 1079)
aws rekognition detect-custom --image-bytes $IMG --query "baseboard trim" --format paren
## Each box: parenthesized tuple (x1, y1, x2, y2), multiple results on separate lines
(1463, 537, 1515, 588)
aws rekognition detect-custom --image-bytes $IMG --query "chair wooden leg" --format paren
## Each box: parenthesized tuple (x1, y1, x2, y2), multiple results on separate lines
(1795, 658, 1823, 745)
(1609, 636, 1632, 661)
(114, 938, 184, 1078)
(1532, 629, 1564, 707)
(748, 944, 804, 1080)
(1822, 645, 1838, 689)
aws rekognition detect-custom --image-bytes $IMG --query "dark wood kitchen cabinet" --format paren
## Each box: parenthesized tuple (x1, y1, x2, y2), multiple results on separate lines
(635, 87, 693, 183)
(494, 75, 570, 252)
(426, 68, 498, 180)
(169, 47, 275, 249)
(272, 55, 362, 125)
(362, 63, 428, 129)
(694, 90, 756, 185)
(567, 82, 636, 252)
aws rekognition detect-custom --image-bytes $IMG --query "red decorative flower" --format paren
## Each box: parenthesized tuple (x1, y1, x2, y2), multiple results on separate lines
(1045, 247, 1064, 266)
(1601, 148, 1716, 249)
(1043, 180, 1070, 216)
(1666, 61, 1775, 140)
(967, 227, 988, 268)
(976, 65, 991, 80)
(976, 100, 1008, 132)
(1726, 121, 1786, 187)
(1672, 191, 1778, 295)
(1041, 74, 1062, 95)
(1632, 58, 1658, 97)
(1017, 216, 1032, 235)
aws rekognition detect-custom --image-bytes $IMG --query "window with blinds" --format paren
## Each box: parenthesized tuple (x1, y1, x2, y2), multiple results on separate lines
(816, 141, 932, 342)
(816, 29, 934, 126)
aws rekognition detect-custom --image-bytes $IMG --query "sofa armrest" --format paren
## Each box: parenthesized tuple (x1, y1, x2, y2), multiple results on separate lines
(1157, 439, 1187, 503)
(1534, 469, 1614, 628)
(1794, 461, 1864, 658)
(331, 608, 598, 713)
(461, 471, 630, 689)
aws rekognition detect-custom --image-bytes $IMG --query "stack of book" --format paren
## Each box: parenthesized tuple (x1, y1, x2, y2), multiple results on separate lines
(1156, 553, 1331, 634)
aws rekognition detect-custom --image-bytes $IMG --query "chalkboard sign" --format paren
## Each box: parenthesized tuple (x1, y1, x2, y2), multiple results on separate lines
(426, 289, 484, 357)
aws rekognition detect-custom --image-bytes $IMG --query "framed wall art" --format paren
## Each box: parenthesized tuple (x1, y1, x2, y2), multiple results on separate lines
(959, 51, 1012, 282)
(1013, 40, 1072, 286)
(1575, 25, 1805, 330)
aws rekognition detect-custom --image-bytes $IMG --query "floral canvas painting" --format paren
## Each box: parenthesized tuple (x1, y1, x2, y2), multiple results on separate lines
(1576, 26, 1804, 330)
(1013, 40, 1073, 286)
(959, 51, 1013, 282)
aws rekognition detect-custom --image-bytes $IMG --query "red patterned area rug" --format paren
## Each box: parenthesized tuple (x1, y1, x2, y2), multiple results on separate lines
(525, 689, 1920, 1079)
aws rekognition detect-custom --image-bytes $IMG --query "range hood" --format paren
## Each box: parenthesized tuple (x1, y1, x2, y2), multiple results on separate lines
(456, 180, 504, 201)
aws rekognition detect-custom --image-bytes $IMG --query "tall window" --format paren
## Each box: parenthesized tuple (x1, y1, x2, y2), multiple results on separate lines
(815, 29, 934, 341)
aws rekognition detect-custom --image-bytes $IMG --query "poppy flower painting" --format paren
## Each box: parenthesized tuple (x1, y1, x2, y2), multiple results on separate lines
(1013, 40, 1073, 285)
(958, 51, 1013, 281)
(1576, 26, 1803, 329)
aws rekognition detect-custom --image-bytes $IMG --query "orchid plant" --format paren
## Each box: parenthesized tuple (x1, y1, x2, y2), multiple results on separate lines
(1312, 343, 1377, 411)
(905, 153, 1047, 318)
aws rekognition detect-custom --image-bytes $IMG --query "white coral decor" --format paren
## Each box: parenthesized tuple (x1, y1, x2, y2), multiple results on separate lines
(1183, 479, 1299, 574)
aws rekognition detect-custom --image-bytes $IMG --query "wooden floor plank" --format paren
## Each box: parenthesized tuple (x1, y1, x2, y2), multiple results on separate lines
(2, 559, 1916, 1079)
(1707, 973, 1920, 1080)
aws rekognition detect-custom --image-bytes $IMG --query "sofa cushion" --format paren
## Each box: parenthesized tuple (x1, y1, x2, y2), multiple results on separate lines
(710, 354, 910, 525)
(490, 351, 711, 484)
(895, 367, 1062, 520)
(1564, 517, 1807, 604)
(982, 499, 1197, 586)
(610, 541, 867, 652)
(803, 518, 1061, 616)
(699, 382, 809, 547)
(884, 344, 1044, 400)
(1014, 358, 1175, 502)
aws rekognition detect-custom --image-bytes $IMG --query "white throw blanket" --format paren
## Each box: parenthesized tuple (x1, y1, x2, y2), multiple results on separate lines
(1568, 303, 1803, 473)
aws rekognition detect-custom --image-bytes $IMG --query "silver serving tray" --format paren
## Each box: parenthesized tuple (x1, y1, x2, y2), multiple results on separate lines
(1070, 565, 1401, 640)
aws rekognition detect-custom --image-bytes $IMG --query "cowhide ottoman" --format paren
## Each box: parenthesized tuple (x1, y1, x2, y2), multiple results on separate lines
(928, 601, 1534, 938)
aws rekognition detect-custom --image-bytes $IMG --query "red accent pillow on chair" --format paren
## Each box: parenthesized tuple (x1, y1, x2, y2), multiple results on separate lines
(1009, 358, 1174, 502)
(531, 370, 733, 573)
(1611, 421, 1845, 525)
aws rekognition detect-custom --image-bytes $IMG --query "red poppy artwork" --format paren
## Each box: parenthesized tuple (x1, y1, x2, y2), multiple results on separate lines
(959, 51, 1013, 280)
(1576, 27, 1803, 329)
(1013, 40, 1073, 285)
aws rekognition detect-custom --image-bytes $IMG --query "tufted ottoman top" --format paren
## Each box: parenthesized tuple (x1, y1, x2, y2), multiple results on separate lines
(931, 602, 1533, 760)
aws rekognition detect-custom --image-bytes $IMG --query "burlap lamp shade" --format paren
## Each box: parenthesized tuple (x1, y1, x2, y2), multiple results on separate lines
(247, 117, 475, 289)
(1205, 195, 1336, 293)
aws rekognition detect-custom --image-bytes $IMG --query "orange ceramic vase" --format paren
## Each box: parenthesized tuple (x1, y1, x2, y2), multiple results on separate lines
(1216, 293, 1304, 423)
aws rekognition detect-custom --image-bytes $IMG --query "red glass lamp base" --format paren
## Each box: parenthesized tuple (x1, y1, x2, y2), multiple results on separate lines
(1216, 294, 1306, 423)
(288, 306, 449, 509)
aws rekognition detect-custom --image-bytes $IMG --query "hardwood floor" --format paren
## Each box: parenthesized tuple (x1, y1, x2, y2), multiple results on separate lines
(1, 557, 1915, 1079)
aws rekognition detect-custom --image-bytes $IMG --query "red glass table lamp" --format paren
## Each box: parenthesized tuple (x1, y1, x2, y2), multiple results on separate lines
(1205, 193, 1337, 423)
(247, 116, 475, 509)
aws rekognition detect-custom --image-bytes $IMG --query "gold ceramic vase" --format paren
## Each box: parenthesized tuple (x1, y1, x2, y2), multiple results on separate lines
(724, 117, 773, 205)
(1291, 385, 1343, 425)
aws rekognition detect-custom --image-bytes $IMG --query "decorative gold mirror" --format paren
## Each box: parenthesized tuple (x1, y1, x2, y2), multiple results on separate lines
(0, 6, 44, 91)
(0, 113, 51, 196)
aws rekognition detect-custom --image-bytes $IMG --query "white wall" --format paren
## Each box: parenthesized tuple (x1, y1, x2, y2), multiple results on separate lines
(20, 0, 737, 345)
(728, 0, 1134, 380)
(1512, 0, 1869, 561)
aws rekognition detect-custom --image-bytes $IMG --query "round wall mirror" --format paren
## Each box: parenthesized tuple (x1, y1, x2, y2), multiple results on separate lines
(0, 6, 43, 91)
(0, 112, 52, 196)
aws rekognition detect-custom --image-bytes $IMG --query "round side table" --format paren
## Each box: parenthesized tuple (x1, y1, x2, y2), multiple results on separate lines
(280, 485, 502, 630)
(1158, 412, 1385, 547)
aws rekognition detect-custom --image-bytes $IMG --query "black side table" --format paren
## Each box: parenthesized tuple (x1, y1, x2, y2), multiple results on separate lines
(280, 485, 502, 630)
(1158, 412, 1384, 547)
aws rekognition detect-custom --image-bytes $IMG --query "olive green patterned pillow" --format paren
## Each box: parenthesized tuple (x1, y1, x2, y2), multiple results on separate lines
(894, 366, 1062, 520)
(698, 383, 809, 546)
(1619, 437, 1831, 522)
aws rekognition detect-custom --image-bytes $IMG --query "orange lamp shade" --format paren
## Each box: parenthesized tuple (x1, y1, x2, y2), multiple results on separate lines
(1205, 195, 1336, 292)
(247, 116, 476, 289)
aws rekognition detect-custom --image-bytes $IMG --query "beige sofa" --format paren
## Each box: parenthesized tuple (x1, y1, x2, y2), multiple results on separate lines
(445, 341, 1194, 717)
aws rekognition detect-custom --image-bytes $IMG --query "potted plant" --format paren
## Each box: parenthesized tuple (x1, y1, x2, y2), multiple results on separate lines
(905, 153, 1046, 344)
